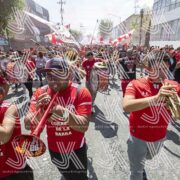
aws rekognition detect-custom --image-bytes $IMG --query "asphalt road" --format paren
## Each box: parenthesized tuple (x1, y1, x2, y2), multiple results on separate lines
(6, 75, 180, 180)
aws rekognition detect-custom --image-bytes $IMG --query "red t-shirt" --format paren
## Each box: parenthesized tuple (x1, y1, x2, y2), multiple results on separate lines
(0, 102, 26, 178)
(25, 59, 36, 80)
(175, 52, 180, 62)
(82, 58, 103, 81)
(29, 82, 92, 153)
(125, 77, 180, 142)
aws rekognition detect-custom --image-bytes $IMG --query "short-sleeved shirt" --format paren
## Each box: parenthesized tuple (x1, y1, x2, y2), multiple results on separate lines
(29, 82, 92, 153)
(118, 57, 136, 80)
(25, 59, 36, 80)
(35, 57, 47, 69)
(0, 102, 26, 178)
(125, 77, 180, 142)
(82, 58, 103, 81)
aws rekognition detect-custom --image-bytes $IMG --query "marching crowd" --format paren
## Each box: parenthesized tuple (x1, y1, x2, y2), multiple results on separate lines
(0, 44, 180, 180)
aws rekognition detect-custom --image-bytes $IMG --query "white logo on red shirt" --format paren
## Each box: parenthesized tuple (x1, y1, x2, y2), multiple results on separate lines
(141, 91, 149, 97)
(0, 148, 3, 156)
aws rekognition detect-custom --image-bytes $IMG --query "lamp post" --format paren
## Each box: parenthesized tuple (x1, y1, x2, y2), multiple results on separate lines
(90, 19, 98, 45)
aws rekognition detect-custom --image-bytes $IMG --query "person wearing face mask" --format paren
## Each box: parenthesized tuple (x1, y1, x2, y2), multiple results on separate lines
(25, 57, 92, 180)
(123, 51, 180, 180)
(0, 75, 34, 180)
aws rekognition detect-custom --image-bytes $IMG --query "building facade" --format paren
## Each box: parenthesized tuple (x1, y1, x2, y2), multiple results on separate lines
(10, 0, 51, 50)
(150, 0, 180, 48)
(111, 12, 151, 46)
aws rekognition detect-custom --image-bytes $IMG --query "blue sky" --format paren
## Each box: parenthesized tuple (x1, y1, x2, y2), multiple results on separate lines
(34, 0, 153, 34)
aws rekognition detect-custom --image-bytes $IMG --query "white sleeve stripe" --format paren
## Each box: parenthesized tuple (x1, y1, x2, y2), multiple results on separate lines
(79, 102, 92, 106)
(80, 136, 85, 148)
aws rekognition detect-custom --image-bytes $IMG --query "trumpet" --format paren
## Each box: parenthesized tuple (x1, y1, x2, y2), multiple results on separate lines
(13, 92, 59, 157)
(64, 48, 79, 62)
(161, 79, 180, 120)
(167, 93, 180, 120)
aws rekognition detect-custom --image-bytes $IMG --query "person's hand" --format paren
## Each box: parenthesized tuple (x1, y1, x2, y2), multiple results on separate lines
(154, 83, 177, 102)
(36, 93, 51, 111)
(48, 105, 67, 123)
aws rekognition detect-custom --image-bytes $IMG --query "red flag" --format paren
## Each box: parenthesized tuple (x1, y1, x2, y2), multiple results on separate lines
(51, 34, 57, 45)
(118, 37, 122, 42)
(65, 24, 70, 29)
(57, 38, 64, 44)
(99, 36, 104, 42)
(109, 38, 112, 44)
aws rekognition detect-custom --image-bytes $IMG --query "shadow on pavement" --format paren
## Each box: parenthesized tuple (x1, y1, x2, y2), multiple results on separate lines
(164, 130, 180, 159)
(171, 121, 180, 132)
(109, 78, 120, 91)
(88, 157, 98, 180)
(166, 130, 180, 146)
(91, 105, 118, 138)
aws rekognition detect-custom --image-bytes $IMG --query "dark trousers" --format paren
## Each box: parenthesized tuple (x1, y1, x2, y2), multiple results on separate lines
(1, 164, 34, 180)
(24, 79, 33, 99)
(49, 144, 88, 180)
(36, 69, 45, 86)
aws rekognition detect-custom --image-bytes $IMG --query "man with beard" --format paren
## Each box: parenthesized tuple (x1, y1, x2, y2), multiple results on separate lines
(25, 57, 92, 180)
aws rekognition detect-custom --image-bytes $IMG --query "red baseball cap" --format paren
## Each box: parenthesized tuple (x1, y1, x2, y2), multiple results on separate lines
(0, 76, 7, 85)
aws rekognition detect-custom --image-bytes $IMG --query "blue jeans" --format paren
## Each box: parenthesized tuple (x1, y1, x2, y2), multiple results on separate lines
(127, 135, 165, 180)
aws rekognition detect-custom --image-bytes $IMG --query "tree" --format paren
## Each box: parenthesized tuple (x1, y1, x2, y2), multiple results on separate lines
(69, 29, 83, 42)
(0, 0, 25, 35)
(98, 19, 113, 39)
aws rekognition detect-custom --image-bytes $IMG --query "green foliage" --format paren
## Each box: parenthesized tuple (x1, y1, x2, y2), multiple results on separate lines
(69, 29, 82, 42)
(98, 19, 113, 39)
(0, 0, 25, 35)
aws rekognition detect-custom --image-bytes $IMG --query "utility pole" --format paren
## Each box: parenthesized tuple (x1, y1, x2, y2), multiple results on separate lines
(139, 8, 144, 46)
(90, 19, 98, 45)
(57, 0, 66, 25)
(134, 0, 139, 14)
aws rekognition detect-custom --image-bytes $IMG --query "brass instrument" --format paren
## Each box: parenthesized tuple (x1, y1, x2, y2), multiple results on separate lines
(162, 79, 180, 120)
(13, 92, 59, 157)
(64, 48, 79, 62)
(167, 92, 180, 120)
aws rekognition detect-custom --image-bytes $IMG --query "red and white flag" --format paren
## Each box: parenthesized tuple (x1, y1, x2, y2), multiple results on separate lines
(111, 29, 135, 47)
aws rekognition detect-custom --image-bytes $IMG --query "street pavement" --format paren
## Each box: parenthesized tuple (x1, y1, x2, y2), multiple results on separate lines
(5, 75, 180, 180)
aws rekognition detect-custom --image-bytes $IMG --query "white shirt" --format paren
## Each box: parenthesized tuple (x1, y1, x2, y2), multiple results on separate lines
(35, 57, 47, 69)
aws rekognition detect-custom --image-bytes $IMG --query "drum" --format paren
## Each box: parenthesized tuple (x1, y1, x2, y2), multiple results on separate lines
(5, 61, 29, 83)
(90, 62, 109, 93)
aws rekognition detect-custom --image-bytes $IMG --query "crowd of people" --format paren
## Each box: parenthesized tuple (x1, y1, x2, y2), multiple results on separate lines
(0, 43, 179, 180)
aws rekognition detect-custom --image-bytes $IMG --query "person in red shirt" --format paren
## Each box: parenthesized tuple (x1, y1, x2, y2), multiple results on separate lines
(0, 75, 34, 180)
(82, 51, 104, 113)
(123, 51, 180, 180)
(24, 56, 36, 99)
(25, 57, 92, 180)
(174, 47, 180, 83)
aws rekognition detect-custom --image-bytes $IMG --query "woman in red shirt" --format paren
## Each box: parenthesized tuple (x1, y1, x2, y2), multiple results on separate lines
(0, 75, 34, 180)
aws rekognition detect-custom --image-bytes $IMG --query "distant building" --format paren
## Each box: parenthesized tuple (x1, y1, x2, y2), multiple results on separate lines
(111, 12, 151, 46)
(10, 0, 51, 50)
(150, 0, 180, 48)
